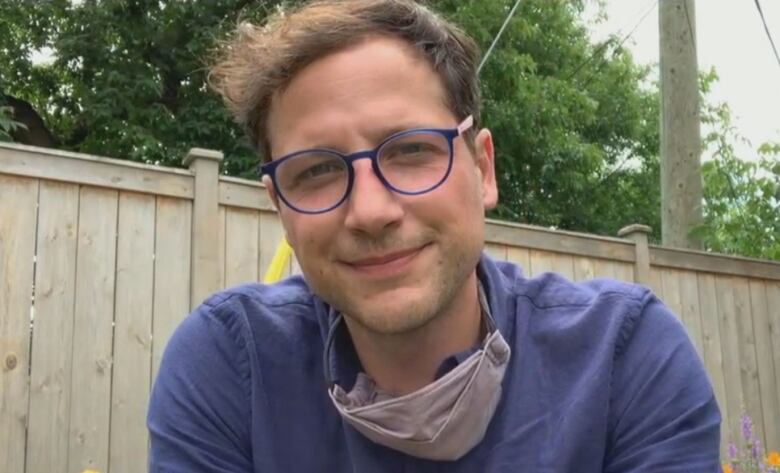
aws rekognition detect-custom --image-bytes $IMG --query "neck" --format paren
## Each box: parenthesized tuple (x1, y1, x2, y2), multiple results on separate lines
(343, 271, 482, 396)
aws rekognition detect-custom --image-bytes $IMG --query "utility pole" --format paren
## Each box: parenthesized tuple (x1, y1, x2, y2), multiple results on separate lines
(659, 0, 703, 250)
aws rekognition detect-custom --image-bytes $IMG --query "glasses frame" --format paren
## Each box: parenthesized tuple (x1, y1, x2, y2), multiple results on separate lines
(260, 115, 474, 214)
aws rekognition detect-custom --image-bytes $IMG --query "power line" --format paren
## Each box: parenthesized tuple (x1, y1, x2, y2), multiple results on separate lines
(567, 0, 658, 81)
(478, 0, 523, 75)
(577, 0, 658, 89)
(753, 0, 780, 69)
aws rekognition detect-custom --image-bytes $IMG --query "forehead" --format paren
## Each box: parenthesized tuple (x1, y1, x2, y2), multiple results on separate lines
(267, 36, 453, 157)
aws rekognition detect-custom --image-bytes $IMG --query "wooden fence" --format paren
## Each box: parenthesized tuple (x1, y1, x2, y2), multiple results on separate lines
(1, 142, 779, 472)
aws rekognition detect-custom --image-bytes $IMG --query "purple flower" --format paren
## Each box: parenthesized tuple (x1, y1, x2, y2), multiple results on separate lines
(742, 414, 754, 443)
(751, 437, 762, 462)
(729, 441, 739, 462)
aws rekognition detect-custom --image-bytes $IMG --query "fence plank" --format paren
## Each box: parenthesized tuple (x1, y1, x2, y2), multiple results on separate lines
(732, 277, 765, 447)
(647, 268, 665, 299)
(551, 253, 575, 280)
(0, 175, 38, 473)
(26, 181, 80, 473)
(572, 256, 595, 282)
(715, 275, 746, 448)
(660, 269, 683, 321)
(67, 187, 118, 473)
(506, 247, 531, 277)
(217, 206, 226, 290)
(696, 273, 728, 457)
(768, 281, 780, 435)
(109, 192, 155, 473)
(484, 243, 507, 262)
(593, 259, 619, 280)
(151, 198, 192, 383)
(678, 271, 704, 356)
(258, 211, 289, 281)
(748, 280, 780, 450)
(529, 250, 555, 277)
(225, 208, 260, 287)
(613, 263, 635, 283)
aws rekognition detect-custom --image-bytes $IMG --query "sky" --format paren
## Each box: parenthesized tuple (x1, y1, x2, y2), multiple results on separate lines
(586, 0, 780, 160)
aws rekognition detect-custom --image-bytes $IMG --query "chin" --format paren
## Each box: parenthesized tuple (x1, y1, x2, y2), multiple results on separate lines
(348, 288, 438, 335)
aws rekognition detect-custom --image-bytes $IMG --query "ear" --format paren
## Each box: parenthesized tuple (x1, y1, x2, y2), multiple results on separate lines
(262, 175, 281, 212)
(474, 128, 498, 210)
(262, 174, 296, 247)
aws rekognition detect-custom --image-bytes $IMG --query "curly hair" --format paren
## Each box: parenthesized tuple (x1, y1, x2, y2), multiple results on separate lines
(209, 0, 481, 161)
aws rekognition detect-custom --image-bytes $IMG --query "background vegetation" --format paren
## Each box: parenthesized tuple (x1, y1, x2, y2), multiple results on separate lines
(1, 0, 777, 258)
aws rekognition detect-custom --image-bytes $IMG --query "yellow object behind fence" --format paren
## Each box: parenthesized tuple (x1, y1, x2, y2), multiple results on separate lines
(263, 238, 293, 284)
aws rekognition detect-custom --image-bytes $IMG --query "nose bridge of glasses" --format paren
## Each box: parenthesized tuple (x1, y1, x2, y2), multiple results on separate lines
(343, 149, 379, 166)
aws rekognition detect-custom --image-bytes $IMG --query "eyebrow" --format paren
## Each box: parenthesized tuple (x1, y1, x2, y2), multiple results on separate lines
(313, 121, 447, 153)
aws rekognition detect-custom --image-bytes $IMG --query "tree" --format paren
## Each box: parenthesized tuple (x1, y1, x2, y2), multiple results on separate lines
(437, 0, 662, 238)
(6, 0, 775, 261)
(2, 0, 661, 227)
(693, 70, 780, 260)
(0, 0, 296, 176)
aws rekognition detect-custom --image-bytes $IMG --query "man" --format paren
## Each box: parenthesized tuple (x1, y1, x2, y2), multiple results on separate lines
(147, 0, 721, 471)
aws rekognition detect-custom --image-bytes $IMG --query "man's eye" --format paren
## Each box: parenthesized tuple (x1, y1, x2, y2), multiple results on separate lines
(297, 162, 343, 181)
(386, 142, 435, 158)
(398, 143, 429, 154)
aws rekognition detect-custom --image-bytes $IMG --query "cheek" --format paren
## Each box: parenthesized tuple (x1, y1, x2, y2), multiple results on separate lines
(444, 162, 484, 207)
(283, 213, 340, 263)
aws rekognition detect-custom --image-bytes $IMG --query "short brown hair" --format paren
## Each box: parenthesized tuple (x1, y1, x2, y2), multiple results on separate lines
(209, 0, 482, 161)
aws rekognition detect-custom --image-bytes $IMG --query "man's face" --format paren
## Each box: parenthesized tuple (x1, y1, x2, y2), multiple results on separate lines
(266, 36, 497, 335)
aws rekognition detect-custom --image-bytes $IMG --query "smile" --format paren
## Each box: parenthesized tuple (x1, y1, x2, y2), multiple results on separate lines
(344, 244, 429, 277)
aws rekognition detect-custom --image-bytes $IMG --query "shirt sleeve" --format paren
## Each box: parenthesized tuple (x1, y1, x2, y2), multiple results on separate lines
(147, 301, 253, 472)
(604, 296, 721, 473)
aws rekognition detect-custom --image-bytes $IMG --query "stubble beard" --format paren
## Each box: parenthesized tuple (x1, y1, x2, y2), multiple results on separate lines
(325, 238, 482, 337)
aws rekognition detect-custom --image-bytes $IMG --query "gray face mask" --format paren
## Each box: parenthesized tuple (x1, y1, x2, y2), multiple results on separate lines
(323, 284, 511, 461)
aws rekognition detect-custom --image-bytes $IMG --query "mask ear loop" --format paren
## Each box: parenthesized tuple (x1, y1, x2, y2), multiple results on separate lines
(477, 279, 498, 335)
(323, 311, 343, 387)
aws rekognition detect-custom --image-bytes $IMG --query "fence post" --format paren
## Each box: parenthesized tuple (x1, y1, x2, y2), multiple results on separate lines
(618, 224, 652, 286)
(183, 148, 223, 310)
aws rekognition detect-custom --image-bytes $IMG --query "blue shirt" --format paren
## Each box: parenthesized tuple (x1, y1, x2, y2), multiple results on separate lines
(148, 254, 721, 472)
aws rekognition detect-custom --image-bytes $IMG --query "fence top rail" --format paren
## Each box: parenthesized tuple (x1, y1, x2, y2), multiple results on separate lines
(650, 245, 780, 281)
(485, 218, 637, 262)
(0, 142, 194, 176)
(218, 176, 275, 211)
(0, 142, 194, 199)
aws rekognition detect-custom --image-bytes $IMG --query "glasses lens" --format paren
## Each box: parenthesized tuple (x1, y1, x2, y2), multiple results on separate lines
(275, 151, 348, 212)
(378, 131, 451, 193)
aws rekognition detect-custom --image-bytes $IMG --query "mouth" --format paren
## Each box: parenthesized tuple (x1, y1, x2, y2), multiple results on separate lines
(342, 244, 430, 277)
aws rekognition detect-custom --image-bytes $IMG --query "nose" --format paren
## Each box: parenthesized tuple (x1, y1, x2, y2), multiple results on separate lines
(343, 159, 404, 237)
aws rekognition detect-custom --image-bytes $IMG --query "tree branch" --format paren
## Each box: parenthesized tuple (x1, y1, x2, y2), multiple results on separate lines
(3, 94, 58, 148)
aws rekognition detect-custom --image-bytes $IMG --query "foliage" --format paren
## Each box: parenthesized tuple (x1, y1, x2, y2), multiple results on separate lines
(0, 0, 297, 176)
(722, 413, 780, 473)
(693, 70, 780, 260)
(0, 102, 26, 141)
(438, 0, 662, 239)
(2, 0, 777, 260)
(1, 0, 662, 233)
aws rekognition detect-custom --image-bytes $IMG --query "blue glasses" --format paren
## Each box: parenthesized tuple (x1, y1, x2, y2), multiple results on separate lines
(261, 116, 474, 214)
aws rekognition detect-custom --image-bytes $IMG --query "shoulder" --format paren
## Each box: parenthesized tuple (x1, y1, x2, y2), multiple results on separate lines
(165, 275, 322, 361)
(202, 275, 318, 326)
(493, 257, 673, 358)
